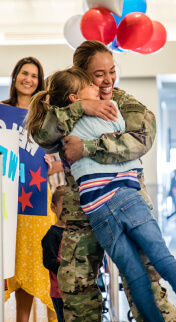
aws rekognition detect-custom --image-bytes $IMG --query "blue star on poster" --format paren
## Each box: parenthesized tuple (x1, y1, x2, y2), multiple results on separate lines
(0, 104, 47, 216)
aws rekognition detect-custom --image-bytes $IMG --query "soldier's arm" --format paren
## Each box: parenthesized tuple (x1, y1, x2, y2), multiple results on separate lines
(81, 88, 156, 164)
(33, 101, 83, 152)
(33, 100, 117, 153)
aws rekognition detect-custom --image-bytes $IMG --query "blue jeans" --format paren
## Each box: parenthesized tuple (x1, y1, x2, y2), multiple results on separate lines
(52, 297, 64, 322)
(87, 187, 176, 322)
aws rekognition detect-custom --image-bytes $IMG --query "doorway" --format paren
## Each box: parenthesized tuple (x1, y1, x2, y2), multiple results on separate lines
(157, 74, 176, 305)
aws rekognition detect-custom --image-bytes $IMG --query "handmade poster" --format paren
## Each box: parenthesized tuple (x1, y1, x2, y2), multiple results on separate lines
(0, 129, 19, 278)
(0, 104, 48, 216)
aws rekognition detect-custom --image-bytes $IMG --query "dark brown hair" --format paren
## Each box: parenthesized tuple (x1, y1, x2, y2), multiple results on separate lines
(73, 40, 112, 70)
(2, 56, 45, 107)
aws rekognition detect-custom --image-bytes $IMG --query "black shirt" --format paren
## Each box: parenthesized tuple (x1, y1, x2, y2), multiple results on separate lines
(41, 225, 65, 275)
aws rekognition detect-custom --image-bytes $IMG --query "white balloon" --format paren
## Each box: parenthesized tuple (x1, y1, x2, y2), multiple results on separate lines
(85, 0, 124, 17)
(63, 14, 86, 50)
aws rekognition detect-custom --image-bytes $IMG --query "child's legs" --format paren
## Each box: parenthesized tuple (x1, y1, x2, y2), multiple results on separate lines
(52, 298, 64, 322)
(88, 183, 176, 320)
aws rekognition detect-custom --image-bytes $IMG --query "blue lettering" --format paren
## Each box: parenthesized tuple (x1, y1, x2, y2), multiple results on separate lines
(8, 151, 18, 181)
(0, 145, 8, 175)
(19, 163, 25, 183)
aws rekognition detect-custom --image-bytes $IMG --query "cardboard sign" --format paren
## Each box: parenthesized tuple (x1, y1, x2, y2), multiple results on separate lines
(0, 104, 47, 216)
(0, 129, 19, 278)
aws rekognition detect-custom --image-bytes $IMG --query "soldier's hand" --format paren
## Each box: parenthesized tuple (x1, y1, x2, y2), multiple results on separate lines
(63, 136, 83, 165)
(81, 100, 118, 122)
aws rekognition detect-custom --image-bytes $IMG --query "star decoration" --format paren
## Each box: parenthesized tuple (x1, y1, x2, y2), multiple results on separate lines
(18, 187, 33, 212)
(29, 167, 46, 191)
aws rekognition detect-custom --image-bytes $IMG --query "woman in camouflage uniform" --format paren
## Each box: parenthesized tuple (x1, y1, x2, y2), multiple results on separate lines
(27, 40, 176, 322)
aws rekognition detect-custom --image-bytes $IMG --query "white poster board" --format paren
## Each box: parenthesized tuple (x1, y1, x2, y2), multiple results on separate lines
(0, 129, 19, 278)
(0, 154, 4, 321)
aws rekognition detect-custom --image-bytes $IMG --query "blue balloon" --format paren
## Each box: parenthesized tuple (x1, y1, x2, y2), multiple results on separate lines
(112, 13, 123, 27)
(123, 0, 147, 16)
(108, 37, 126, 53)
(112, 0, 147, 28)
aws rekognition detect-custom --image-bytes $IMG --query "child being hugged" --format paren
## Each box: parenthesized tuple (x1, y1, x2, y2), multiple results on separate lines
(42, 186, 66, 322)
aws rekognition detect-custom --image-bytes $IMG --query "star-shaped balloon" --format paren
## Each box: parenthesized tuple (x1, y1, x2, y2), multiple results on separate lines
(29, 167, 47, 191)
(18, 187, 33, 212)
(85, 0, 124, 17)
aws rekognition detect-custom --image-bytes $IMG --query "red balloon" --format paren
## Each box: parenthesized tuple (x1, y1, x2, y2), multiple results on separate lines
(116, 12, 153, 50)
(133, 21, 167, 54)
(80, 8, 117, 45)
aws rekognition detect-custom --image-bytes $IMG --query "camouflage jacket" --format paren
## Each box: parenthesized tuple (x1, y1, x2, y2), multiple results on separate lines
(34, 87, 156, 220)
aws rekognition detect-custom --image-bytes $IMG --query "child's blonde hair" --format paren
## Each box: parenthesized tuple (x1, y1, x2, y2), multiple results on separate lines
(25, 66, 93, 140)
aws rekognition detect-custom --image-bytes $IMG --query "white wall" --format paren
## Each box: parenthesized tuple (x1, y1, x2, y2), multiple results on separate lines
(0, 41, 176, 78)
(118, 77, 158, 217)
(118, 77, 158, 186)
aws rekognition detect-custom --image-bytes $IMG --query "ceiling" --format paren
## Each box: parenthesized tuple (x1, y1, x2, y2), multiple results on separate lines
(0, 0, 176, 45)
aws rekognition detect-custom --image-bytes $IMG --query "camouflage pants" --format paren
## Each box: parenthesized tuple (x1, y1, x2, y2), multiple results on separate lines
(57, 221, 104, 321)
(122, 249, 176, 321)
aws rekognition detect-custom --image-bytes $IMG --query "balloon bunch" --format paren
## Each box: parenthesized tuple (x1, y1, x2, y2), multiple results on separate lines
(63, 0, 167, 55)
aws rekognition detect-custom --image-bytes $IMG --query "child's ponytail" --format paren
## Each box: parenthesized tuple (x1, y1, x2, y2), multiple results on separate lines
(24, 90, 49, 141)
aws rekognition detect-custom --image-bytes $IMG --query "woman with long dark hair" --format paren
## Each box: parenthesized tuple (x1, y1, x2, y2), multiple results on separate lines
(2, 57, 57, 322)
